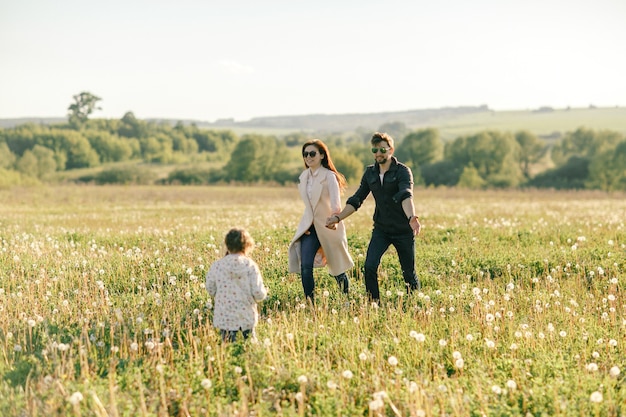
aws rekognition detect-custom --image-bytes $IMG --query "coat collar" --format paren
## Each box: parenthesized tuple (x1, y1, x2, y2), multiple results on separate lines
(299, 166, 328, 209)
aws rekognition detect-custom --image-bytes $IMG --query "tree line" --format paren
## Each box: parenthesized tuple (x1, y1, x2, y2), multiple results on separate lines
(1, 92, 625, 190)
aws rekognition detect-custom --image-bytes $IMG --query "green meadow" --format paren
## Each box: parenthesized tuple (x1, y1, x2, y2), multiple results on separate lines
(0, 186, 624, 416)
(430, 107, 626, 141)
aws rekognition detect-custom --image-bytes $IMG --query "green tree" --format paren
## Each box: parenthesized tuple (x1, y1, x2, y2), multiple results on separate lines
(514, 130, 545, 179)
(445, 130, 522, 187)
(395, 128, 443, 170)
(68, 91, 102, 129)
(332, 151, 363, 184)
(283, 132, 309, 147)
(0, 142, 16, 169)
(16, 150, 38, 177)
(527, 156, 589, 189)
(31, 145, 57, 178)
(586, 140, 626, 191)
(36, 129, 100, 169)
(118, 112, 148, 138)
(84, 130, 135, 163)
(550, 127, 622, 166)
(225, 135, 286, 182)
(457, 165, 485, 189)
(139, 136, 172, 163)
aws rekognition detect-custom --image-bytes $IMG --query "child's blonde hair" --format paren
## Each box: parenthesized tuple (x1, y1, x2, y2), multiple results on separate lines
(224, 228, 255, 255)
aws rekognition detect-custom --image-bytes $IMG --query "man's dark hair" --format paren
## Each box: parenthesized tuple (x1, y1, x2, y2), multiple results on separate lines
(371, 132, 394, 149)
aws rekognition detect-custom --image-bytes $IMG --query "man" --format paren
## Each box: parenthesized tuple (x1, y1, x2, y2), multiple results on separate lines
(326, 132, 421, 302)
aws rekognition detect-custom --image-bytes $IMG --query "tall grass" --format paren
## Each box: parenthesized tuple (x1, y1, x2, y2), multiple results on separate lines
(0, 186, 624, 416)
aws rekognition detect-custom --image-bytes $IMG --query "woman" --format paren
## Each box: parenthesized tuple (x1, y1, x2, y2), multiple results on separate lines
(288, 139, 354, 303)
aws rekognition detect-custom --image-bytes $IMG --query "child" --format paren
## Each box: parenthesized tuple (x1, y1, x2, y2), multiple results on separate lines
(205, 228, 268, 342)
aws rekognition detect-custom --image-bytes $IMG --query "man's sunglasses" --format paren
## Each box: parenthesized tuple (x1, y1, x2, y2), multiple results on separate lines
(371, 147, 390, 154)
(303, 151, 318, 158)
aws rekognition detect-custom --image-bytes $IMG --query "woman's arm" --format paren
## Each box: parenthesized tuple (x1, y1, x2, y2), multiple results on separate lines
(327, 171, 341, 213)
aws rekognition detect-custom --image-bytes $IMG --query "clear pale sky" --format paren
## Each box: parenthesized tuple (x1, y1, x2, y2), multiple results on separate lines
(1, 0, 625, 122)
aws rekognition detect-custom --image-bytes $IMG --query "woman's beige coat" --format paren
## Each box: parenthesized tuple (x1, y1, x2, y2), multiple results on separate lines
(288, 167, 354, 276)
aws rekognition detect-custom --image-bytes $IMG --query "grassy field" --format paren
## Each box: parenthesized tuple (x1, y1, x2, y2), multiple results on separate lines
(429, 107, 626, 141)
(0, 185, 624, 416)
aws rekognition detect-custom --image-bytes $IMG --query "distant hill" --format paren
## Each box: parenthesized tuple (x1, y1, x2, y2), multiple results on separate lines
(0, 117, 66, 128)
(215, 105, 490, 132)
(0, 106, 490, 131)
(2, 105, 626, 141)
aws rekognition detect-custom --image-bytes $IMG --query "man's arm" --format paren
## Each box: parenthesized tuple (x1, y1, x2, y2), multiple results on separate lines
(326, 204, 357, 227)
(401, 198, 421, 235)
(326, 168, 371, 227)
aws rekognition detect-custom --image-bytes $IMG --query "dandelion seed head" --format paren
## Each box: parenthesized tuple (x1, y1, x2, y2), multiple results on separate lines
(373, 391, 387, 400)
(609, 366, 620, 377)
(68, 391, 83, 405)
(590, 391, 603, 403)
(369, 398, 384, 411)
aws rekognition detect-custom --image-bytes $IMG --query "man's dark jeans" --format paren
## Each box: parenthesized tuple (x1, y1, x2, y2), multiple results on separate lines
(364, 228, 420, 301)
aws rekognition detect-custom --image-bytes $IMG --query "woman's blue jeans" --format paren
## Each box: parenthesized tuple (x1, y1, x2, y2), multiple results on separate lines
(364, 228, 420, 301)
(300, 225, 349, 302)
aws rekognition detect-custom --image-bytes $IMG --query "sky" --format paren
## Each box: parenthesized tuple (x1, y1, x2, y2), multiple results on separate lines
(1, 0, 625, 122)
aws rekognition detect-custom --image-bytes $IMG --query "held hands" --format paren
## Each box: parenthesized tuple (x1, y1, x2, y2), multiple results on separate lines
(325, 215, 340, 229)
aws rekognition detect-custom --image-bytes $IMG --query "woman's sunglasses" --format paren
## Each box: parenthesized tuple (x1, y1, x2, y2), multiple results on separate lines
(302, 151, 318, 158)
(371, 147, 390, 154)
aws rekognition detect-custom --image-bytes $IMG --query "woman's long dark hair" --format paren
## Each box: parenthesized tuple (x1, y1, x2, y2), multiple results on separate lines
(301, 139, 347, 191)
